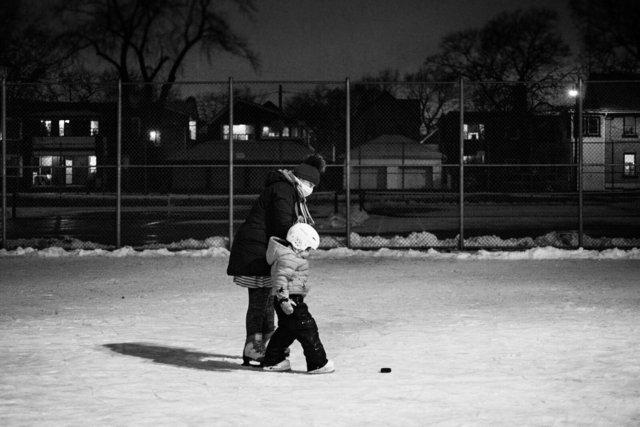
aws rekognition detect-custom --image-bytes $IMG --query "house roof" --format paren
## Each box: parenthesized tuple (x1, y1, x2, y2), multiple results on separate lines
(211, 99, 284, 123)
(583, 74, 640, 113)
(164, 98, 198, 118)
(350, 92, 422, 148)
(4, 100, 197, 120)
(167, 139, 314, 163)
(351, 134, 443, 160)
(4, 102, 116, 118)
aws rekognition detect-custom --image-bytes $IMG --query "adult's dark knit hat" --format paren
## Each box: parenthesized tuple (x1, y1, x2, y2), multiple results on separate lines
(294, 163, 321, 186)
(293, 154, 326, 186)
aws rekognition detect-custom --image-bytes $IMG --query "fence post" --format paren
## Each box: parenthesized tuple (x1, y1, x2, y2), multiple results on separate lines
(577, 77, 584, 248)
(1, 78, 6, 249)
(228, 77, 234, 249)
(345, 77, 351, 249)
(116, 80, 122, 248)
(458, 77, 465, 250)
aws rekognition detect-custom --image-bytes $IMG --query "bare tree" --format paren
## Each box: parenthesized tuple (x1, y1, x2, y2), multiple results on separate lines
(404, 65, 457, 136)
(49, 68, 121, 102)
(426, 8, 574, 112)
(59, 0, 259, 105)
(570, 0, 640, 74)
(0, 0, 74, 99)
(284, 86, 346, 160)
(195, 85, 261, 124)
(358, 67, 456, 136)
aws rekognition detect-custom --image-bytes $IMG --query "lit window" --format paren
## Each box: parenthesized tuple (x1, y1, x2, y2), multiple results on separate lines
(283, 127, 290, 137)
(59, 120, 69, 136)
(623, 117, 637, 137)
(89, 156, 97, 174)
(463, 123, 484, 140)
(262, 126, 280, 138)
(41, 120, 52, 136)
(91, 121, 100, 136)
(149, 130, 161, 146)
(223, 124, 255, 140)
(65, 159, 73, 185)
(32, 155, 57, 186)
(624, 153, 636, 177)
(583, 116, 601, 136)
(189, 119, 197, 140)
(463, 151, 486, 164)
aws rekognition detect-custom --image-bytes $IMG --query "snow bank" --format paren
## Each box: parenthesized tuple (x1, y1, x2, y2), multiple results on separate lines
(2, 243, 640, 260)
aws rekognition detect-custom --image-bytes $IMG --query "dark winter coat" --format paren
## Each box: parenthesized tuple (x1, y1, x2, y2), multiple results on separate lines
(227, 170, 301, 277)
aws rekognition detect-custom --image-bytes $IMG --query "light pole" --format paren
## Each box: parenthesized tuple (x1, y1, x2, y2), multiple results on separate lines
(568, 79, 584, 247)
(568, 87, 579, 166)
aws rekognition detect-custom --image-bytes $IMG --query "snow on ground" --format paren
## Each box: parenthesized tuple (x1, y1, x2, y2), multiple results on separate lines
(1, 242, 640, 426)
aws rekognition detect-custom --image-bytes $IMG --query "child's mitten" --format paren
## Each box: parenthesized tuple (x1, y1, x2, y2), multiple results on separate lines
(276, 287, 296, 315)
(280, 298, 296, 315)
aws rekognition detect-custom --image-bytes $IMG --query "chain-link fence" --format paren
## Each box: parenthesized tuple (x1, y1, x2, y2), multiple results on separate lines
(2, 78, 640, 250)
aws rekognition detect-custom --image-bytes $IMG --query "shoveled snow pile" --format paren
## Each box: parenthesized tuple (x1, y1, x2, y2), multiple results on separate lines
(3, 230, 639, 253)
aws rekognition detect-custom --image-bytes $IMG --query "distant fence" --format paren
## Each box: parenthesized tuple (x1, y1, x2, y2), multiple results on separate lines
(2, 78, 640, 250)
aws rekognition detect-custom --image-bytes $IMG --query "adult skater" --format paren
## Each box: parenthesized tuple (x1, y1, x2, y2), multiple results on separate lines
(227, 154, 326, 366)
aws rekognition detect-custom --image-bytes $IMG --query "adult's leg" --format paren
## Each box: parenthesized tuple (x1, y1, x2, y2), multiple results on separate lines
(261, 290, 275, 342)
(244, 287, 272, 363)
(245, 287, 269, 337)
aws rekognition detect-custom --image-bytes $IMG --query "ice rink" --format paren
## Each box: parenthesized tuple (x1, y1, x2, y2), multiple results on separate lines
(1, 248, 639, 426)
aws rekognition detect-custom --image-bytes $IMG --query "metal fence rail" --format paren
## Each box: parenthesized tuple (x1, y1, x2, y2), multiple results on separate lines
(2, 77, 640, 250)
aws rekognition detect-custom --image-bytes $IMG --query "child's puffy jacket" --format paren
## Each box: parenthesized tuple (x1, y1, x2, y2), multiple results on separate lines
(266, 236, 310, 296)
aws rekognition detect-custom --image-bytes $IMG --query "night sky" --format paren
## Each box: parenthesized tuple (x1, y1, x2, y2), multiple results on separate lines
(184, 0, 578, 82)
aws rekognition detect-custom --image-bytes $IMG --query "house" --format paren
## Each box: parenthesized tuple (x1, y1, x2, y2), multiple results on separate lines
(347, 91, 443, 190)
(121, 99, 199, 192)
(1, 102, 116, 190)
(438, 111, 573, 191)
(349, 134, 443, 190)
(167, 100, 315, 193)
(1, 100, 198, 192)
(581, 74, 640, 190)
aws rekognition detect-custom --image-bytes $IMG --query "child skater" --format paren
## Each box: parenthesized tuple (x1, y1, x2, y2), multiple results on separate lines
(262, 222, 334, 374)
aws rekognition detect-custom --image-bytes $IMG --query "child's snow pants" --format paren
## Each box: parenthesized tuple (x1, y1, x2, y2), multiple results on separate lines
(263, 295, 328, 371)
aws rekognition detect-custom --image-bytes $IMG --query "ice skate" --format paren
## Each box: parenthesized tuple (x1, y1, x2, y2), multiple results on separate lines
(308, 360, 334, 374)
(262, 359, 291, 372)
(242, 334, 265, 366)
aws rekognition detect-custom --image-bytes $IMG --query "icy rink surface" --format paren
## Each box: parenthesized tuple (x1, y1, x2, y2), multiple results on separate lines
(1, 251, 639, 426)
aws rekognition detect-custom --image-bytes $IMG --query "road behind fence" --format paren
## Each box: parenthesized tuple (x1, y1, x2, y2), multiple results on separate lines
(2, 78, 640, 250)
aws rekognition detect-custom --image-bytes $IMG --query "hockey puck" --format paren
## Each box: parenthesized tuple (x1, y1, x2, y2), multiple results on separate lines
(380, 367, 392, 373)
